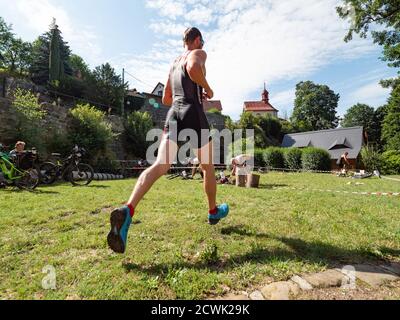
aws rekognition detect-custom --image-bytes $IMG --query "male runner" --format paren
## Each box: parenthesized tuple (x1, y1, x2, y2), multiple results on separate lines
(107, 27, 229, 254)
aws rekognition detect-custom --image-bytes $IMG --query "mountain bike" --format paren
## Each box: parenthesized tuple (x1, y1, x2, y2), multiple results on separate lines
(0, 144, 40, 190)
(39, 146, 94, 186)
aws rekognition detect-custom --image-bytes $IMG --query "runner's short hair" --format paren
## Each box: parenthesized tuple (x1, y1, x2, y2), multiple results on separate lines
(183, 27, 203, 44)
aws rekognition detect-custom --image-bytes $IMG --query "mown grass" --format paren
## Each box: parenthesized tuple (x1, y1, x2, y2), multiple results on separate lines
(0, 172, 399, 300)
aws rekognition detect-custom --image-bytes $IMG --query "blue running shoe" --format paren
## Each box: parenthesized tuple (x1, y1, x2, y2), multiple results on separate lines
(107, 206, 132, 254)
(208, 204, 230, 225)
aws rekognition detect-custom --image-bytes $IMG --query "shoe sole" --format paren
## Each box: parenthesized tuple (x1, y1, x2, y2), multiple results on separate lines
(107, 209, 126, 254)
(208, 218, 221, 225)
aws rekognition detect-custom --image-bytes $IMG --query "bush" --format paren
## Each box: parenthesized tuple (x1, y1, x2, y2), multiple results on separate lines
(284, 148, 303, 170)
(381, 150, 400, 175)
(68, 104, 116, 160)
(124, 111, 154, 158)
(254, 148, 266, 167)
(11, 88, 47, 152)
(360, 145, 382, 172)
(302, 147, 331, 171)
(263, 147, 285, 169)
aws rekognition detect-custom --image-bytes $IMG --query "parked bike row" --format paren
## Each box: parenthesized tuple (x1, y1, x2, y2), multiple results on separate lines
(0, 143, 94, 190)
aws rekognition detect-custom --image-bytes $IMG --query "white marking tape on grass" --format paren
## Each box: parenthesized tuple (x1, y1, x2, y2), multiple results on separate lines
(279, 186, 400, 198)
(381, 176, 400, 182)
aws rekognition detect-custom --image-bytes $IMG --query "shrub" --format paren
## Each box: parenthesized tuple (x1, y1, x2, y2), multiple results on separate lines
(360, 145, 382, 172)
(302, 147, 331, 171)
(254, 148, 266, 167)
(68, 104, 116, 159)
(284, 148, 303, 170)
(124, 111, 154, 158)
(11, 88, 47, 151)
(381, 150, 400, 175)
(263, 147, 285, 169)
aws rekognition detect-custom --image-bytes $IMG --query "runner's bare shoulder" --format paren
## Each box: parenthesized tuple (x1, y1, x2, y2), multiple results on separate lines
(188, 49, 207, 61)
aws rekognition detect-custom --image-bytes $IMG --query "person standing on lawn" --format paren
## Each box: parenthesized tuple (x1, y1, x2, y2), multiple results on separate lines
(107, 27, 230, 254)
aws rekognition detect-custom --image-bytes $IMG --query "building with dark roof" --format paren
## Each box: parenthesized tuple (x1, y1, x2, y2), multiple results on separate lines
(282, 126, 365, 169)
(243, 85, 279, 117)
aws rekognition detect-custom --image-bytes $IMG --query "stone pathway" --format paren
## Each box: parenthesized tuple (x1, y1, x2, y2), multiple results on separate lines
(213, 262, 400, 300)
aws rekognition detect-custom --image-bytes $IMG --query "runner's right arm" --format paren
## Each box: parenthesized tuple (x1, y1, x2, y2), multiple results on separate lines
(162, 73, 173, 106)
(186, 49, 214, 99)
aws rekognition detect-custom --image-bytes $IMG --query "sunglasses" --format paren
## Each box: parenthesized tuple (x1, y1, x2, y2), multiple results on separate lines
(200, 38, 205, 46)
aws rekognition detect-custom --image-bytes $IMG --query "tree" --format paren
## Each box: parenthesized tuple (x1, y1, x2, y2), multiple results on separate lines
(2, 38, 33, 74)
(291, 81, 340, 131)
(30, 20, 72, 85)
(381, 85, 400, 150)
(337, 0, 400, 150)
(341, 103, 379, 142)
(0, 17, 13, 67)
(124, 111, 154, 158)
(85, 63, 126, 111)
(69, 54, 91, 79)
(337, 0, 400, 68)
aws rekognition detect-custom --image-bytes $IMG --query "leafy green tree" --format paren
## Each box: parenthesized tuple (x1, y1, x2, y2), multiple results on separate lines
(337, 0, 400, 68)
(85, 63, 126, 112)
(381, 85, 400, 150)
(337, 1, 400, 150)
(69, 54, 91, 79)
(291, 81, 340, 131)
(2, 38, 33, 74)
(68, 104, 116, 158)
(124, 111, 154, 158)
(0, 17, 13, 68)
(341, 103, 379, 142)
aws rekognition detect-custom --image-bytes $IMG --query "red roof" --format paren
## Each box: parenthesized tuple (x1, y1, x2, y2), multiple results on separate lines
(203, 100, 223, 112)
(243, 101, 278, 112)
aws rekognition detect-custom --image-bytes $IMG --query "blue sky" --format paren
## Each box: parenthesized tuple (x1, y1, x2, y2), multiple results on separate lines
(1, 0, 397, 120)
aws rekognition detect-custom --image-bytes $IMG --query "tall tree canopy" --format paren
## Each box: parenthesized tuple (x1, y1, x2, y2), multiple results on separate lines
(0, 17, 32, 74)
(30, 20, 72, 85)
(337, 0, 400, 68)
(291, 81, 340, 131)
(341, 103, 380, 143)
(381, 85, 400, 150)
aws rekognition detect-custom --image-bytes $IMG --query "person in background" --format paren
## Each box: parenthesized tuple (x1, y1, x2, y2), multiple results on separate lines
(9, 141, 26, 162)
(231, 154, 253, 177)
(337, 151, 350, 173)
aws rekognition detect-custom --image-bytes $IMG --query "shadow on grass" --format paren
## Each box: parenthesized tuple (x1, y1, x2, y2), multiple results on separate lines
(87, 185, 111, 189)
(0, 188, 60, 194)
(258, 184, 288, 190)
(123, 224, 392, 277)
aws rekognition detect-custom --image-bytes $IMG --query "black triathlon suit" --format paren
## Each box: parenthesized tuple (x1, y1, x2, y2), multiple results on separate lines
(164, 51, 211, 149)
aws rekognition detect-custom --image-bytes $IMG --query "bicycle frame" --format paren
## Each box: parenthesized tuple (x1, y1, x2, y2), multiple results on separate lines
(0, 155, 26, 183)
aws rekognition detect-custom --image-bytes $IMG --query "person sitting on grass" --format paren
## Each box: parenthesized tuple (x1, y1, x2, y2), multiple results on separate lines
(230, 154, 253, 177)
(9, 141, 26, 163)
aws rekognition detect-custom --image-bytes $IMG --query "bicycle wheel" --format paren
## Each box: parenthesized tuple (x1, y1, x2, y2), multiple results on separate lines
(39, 162, 58, 185)
(68, 163, 94, 186)
(16, 168, 40, 190)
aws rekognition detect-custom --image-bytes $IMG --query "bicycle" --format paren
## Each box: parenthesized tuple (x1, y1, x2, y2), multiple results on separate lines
(0, 144, 40, 190)
(39, 146, 94, 186)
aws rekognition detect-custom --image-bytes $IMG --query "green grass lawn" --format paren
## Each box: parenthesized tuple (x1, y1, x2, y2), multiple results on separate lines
(0, 172, 399, 300)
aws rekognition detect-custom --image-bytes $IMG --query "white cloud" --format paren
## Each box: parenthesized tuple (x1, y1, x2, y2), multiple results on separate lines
(10, 0, 102, 66)
(348, 81, 390, 108)
(128, 0, 380, 119)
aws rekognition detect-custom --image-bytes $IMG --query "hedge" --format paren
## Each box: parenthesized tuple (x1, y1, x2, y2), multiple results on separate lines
(381, 150, 400, 175)
(301, 147, 331, 171)
(284, 148, 303, 170)
(263, 147, 285, 169)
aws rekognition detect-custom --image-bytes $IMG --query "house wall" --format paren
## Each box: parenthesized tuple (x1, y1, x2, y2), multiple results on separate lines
(331, 158, 360, 170)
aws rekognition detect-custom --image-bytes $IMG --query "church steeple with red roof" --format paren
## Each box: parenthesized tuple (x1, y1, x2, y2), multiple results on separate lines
(243, 83, 278, 117)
